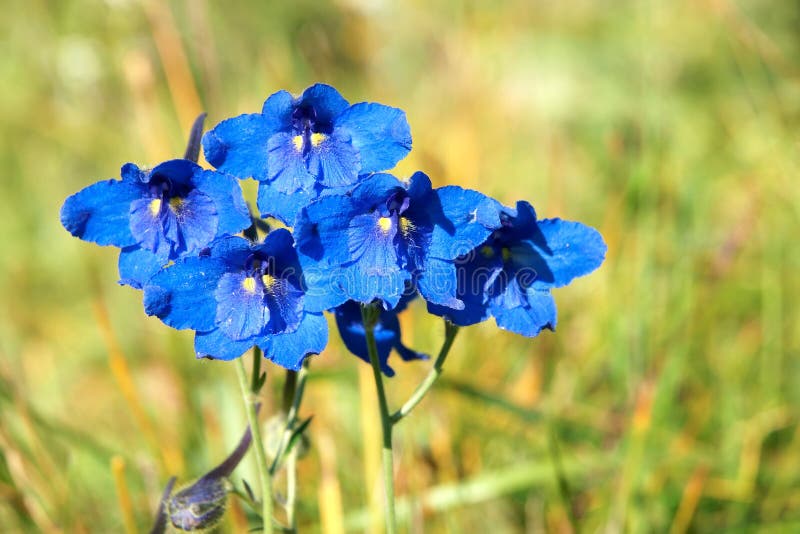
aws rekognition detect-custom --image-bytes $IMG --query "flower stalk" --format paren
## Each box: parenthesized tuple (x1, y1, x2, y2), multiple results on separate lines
(392, 320, 459, 424)
(234, 350, 274, 534)
(361, 303, 397, 534)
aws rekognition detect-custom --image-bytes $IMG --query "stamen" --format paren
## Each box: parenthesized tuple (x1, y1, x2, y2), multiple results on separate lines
(292, 135, 303, 152)
(169, 196, 184, 212)
(399, 217, 414, 236)
(261, 274, 277, 292)
(501, 247, 512, 262)
(480, 245, 494, 258)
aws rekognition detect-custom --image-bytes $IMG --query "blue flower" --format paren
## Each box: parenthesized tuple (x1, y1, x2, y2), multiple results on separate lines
(60, 159, 250, 288)
(202, 83, 412, 224)
(334, 293, 427, 377)
(428, 201, 606, 337)
(143, 230, 327, 369)
(294, 171, 502, 311)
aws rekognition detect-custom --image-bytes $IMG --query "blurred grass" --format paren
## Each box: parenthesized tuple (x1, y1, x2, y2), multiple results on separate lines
(1, 0, 799, 532)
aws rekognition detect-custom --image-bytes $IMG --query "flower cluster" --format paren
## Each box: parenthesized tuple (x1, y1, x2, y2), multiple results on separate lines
(61, 84, 606, 373)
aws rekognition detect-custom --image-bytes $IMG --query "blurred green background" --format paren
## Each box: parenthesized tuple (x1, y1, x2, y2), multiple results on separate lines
(1, 0, 798, 532)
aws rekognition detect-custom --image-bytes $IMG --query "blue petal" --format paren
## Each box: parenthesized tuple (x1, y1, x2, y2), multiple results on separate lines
(301, 266, 351, 313)
(61, 179, 142, 247)
(260, 90, 295, 129)
(214, 272, 269, 340)
(202, 113, 275, 181)
(522, 218, 607, 289)
(416, 256, 464, 310)
(207, 235, 251, 262)
(491, 287, 557, 337)
(118, 245, 168, 289)
(350, 173, 404, 208)
(259, 312, 328, 370)
(336, 103, 412, 173)
(422, 183, 502, 260)
(194, 328, 254, 361)
(143, 256, 229, 332)
(257, 183, 313, 225)
(266, 132, 317, 191)
(299, 84, 349, 124)
(192, 170, 251, 236)
(295, 194, 358, 265)
(306, 129, 360, 188)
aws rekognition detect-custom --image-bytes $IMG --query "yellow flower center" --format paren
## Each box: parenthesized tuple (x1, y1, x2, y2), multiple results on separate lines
(310, 132, 326, 147)
(148, 198, 162, 217)
(377, 216, 392, 234)
(292, 135, 303, 152)
(501, 247, 512, 262)
(480, 245, 494, 258)
(242, 277, 257, 293)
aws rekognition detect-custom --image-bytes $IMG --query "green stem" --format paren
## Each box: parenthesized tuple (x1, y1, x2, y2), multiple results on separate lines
(361, 304, 397, 534)
(391, 320, 459, 424)
(235, 354, 274, 534)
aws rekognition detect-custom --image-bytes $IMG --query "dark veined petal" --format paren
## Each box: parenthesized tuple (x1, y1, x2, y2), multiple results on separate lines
(299, 84, 350, 125)
(306, 129, 360, 188)
(202, 113, 275, 181)
(522, 218, 607, 290)
(192, 170, 250, 237)
(208, 235, 254, 271)
(128, 197, 173, 258)
(60, 179, 142, 247)
(266, 132, 317, 191)
(194, 328, 255, 361)
(259, 312, 328, 370)
(214, 272, 270, 340)
(118, 245, 168, 289)
(491, 287, 557, 337)
(143, 256, 229, 332)
(171, 189, 219, 254)
(336, 102, 412, 173)
(350, 173, 404, 208)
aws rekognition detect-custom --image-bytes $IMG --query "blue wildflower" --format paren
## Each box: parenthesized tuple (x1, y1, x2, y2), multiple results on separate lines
(294, 171, 502, 311)
(334, 293, 427, 377)
(428, 201, 606, 337)
(142, 230, 327, 369)
(202, 83, 412, 224)
(60, 159, 250, 288)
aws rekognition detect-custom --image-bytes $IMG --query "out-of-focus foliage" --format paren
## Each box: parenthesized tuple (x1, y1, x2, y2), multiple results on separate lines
(1, 0, 798, 532)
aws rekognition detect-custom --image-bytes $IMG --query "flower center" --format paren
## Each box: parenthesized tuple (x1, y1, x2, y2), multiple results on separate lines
(378, 216, 393, 234)
(242, 277, 257, 294)
(148, 198, 162, 217)
(261, 273, 277, 292)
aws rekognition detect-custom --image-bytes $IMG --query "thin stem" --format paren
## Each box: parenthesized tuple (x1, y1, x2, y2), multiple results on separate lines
(361, 304, 397, 534)
(235, 355, 274, 534)
(391, 320, 459, 424)
(285, 447, 298, 531)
